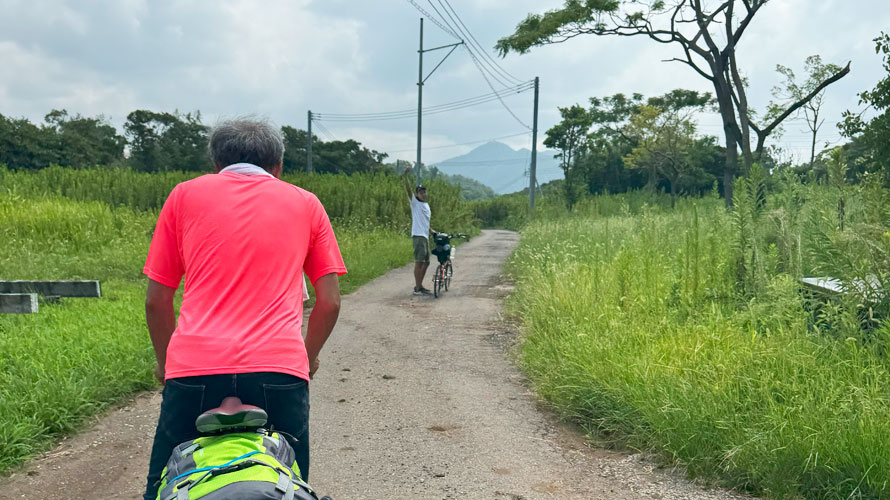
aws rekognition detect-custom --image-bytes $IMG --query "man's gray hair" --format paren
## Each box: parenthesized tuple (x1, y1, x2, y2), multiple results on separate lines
(209, 118, 285, 171)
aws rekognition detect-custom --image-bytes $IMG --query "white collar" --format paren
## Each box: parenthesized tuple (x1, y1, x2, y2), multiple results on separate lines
(219, 163, 275, 178)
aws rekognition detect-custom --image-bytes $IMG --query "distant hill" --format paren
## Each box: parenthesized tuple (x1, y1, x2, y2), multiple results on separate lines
(430, 142, 563, 194)
(423, 166, 497, 200)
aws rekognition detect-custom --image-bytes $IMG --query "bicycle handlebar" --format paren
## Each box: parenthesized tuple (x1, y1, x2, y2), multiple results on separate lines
(435, 232, 468, 239)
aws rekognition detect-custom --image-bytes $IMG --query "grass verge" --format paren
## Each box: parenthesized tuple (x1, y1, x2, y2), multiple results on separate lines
(507, 201, 890, 499)
(0, 194, 414, 473)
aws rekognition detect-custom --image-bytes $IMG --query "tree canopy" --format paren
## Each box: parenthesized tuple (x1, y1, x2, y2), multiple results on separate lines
(543, 89, 721, 206)
(0, 108, 388, 177)
(840, 32, 890, 183)
(497, 0, 850, 204)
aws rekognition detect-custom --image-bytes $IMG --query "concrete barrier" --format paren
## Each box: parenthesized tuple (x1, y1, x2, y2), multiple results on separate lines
(0, 280, 101, 298)
(0, 293, 38, 314)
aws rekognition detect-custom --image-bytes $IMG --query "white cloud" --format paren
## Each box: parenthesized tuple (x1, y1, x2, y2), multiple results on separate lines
(0, 0, 887, 167)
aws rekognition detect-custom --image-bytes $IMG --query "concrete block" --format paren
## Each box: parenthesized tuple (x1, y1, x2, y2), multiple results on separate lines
(0, 293, 38, 314)
(0, 280, 101, 298)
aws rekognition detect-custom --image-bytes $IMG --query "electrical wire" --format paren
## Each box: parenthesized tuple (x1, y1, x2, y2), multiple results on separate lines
(314, 82, 534, 123)
(385, 131, 531, 154)
(316, 81, 532, 118)
(314, 121, 337, 141)
(404, 0, 533, 130)
(405, 0, 460, 39)
(436, 157, 531, 165)
(431, 1, 510, 89)
(436, 0, 523, 86)
(463, 46, 532, 130)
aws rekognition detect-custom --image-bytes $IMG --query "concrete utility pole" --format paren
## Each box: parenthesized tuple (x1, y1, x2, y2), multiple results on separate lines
(306, 110, 313, 174)
(416, 18, 424, 185)
(529, 76, 539, 209)
(416, 17, 463, 186)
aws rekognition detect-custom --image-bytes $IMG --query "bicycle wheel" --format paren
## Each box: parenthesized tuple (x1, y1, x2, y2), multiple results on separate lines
(444, 262, 452, 291)
(433, 264, 443, 298)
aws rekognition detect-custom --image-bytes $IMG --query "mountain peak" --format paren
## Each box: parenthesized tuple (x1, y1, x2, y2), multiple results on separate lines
(432, 141, 562, 195)
(471, 141, 515, 154)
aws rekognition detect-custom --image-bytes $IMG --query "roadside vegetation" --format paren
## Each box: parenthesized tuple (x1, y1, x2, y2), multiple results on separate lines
(501, 171, 890, 499)
(0, 167, 478, 472)
(478, 17, 890, 498)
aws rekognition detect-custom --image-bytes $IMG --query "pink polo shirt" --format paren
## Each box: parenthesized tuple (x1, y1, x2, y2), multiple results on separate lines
(143, 170, 347, 381)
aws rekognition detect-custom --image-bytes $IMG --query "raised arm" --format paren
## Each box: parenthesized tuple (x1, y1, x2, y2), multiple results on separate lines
(403, 166, 414, 201)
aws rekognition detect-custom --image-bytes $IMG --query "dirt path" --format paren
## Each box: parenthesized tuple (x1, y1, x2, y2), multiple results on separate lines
(0, 230, 750, 500)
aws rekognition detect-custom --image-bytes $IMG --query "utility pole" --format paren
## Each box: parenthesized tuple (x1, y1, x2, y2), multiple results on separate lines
(416, 17, 463, 186)
(416, 18, 424, 186)
(529, 76, 539, 209)
(306, 110, 313, 174)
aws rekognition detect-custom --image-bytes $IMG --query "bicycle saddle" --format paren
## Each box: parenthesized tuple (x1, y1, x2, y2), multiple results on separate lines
(195, 396, 268, 433)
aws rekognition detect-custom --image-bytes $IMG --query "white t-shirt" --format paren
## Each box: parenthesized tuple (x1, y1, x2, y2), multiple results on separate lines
(410, 196, 431, 238)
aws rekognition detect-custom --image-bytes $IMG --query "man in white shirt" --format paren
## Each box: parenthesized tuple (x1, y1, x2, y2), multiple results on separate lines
(404, 166, 435, 295)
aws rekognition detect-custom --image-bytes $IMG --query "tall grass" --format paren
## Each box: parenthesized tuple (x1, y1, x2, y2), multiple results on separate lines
(0, 163, 474, 472)
(507, 186, 890, 499)
(0, 165, 478, 232)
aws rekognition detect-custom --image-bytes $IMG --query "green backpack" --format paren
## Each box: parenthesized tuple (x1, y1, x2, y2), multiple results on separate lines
(155, 398, 327, 500)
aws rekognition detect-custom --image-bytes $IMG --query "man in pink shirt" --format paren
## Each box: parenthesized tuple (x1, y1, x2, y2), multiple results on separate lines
(142, 119, 346, 500)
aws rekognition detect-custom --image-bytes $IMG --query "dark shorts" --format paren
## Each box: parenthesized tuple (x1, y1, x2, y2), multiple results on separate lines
(412, 236, 429, 263)
(143, 372, 309, 500)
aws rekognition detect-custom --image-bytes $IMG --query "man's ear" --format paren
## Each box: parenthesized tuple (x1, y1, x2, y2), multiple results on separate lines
(270, 163, 283, 178)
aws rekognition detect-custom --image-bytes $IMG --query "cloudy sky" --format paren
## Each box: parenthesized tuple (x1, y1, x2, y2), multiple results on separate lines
(0, 0, 887, 166)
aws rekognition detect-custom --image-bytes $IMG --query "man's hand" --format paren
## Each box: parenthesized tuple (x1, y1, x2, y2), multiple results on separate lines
(146, 278, 176, 386)
(308, 357, 320, 379)
(154, 363, 166, 385)
(304, 273, 341, 380)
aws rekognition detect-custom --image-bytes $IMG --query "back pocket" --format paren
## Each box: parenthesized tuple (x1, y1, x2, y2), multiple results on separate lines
(263, 379, 309, 438)
(160, 379, 205, 442)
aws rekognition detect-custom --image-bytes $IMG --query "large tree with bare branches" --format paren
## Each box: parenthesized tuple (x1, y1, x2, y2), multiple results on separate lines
(496, 0, 850, 205)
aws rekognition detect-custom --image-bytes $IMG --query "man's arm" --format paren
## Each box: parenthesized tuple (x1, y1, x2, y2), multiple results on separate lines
(304, 273, 341, 378)
(146, 278, 177, 384)
(403, 167, 414, 201)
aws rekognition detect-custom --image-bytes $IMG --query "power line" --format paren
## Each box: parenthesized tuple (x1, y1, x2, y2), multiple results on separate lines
(316, 81, 531, 118)
(436, 0, 522, 86)
(439, 157, 531, 165)
(404, 0, 460, 39)
(385, 131, 531, 154)
(432, 0, 512, 89)
(406, 0, 532, 130)
(314, 82, 534, 123)
(463, 46, 532, 130)
(314, 121, 336, 141)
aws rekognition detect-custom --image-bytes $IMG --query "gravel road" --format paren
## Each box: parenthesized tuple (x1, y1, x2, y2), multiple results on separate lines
(0, 229, 750, 500)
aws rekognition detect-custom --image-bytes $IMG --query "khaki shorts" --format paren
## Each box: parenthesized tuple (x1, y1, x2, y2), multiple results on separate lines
(412, 236, 430, 263)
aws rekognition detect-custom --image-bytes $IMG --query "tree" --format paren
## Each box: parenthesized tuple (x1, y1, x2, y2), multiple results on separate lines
(281, 125, 313, 173)
(623, 104, 701, 200)
(496, 0, 850, 205)
(769, 55, 844, 169)
(840, 32, 890, 183)
(44, 109, 126, 168)
(583, 89, 714, 195)
(124, 110, 209, 172)
(281, 126, 387, 175)
(0, 113, 55, 170)
(544, 104, 594, 208)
